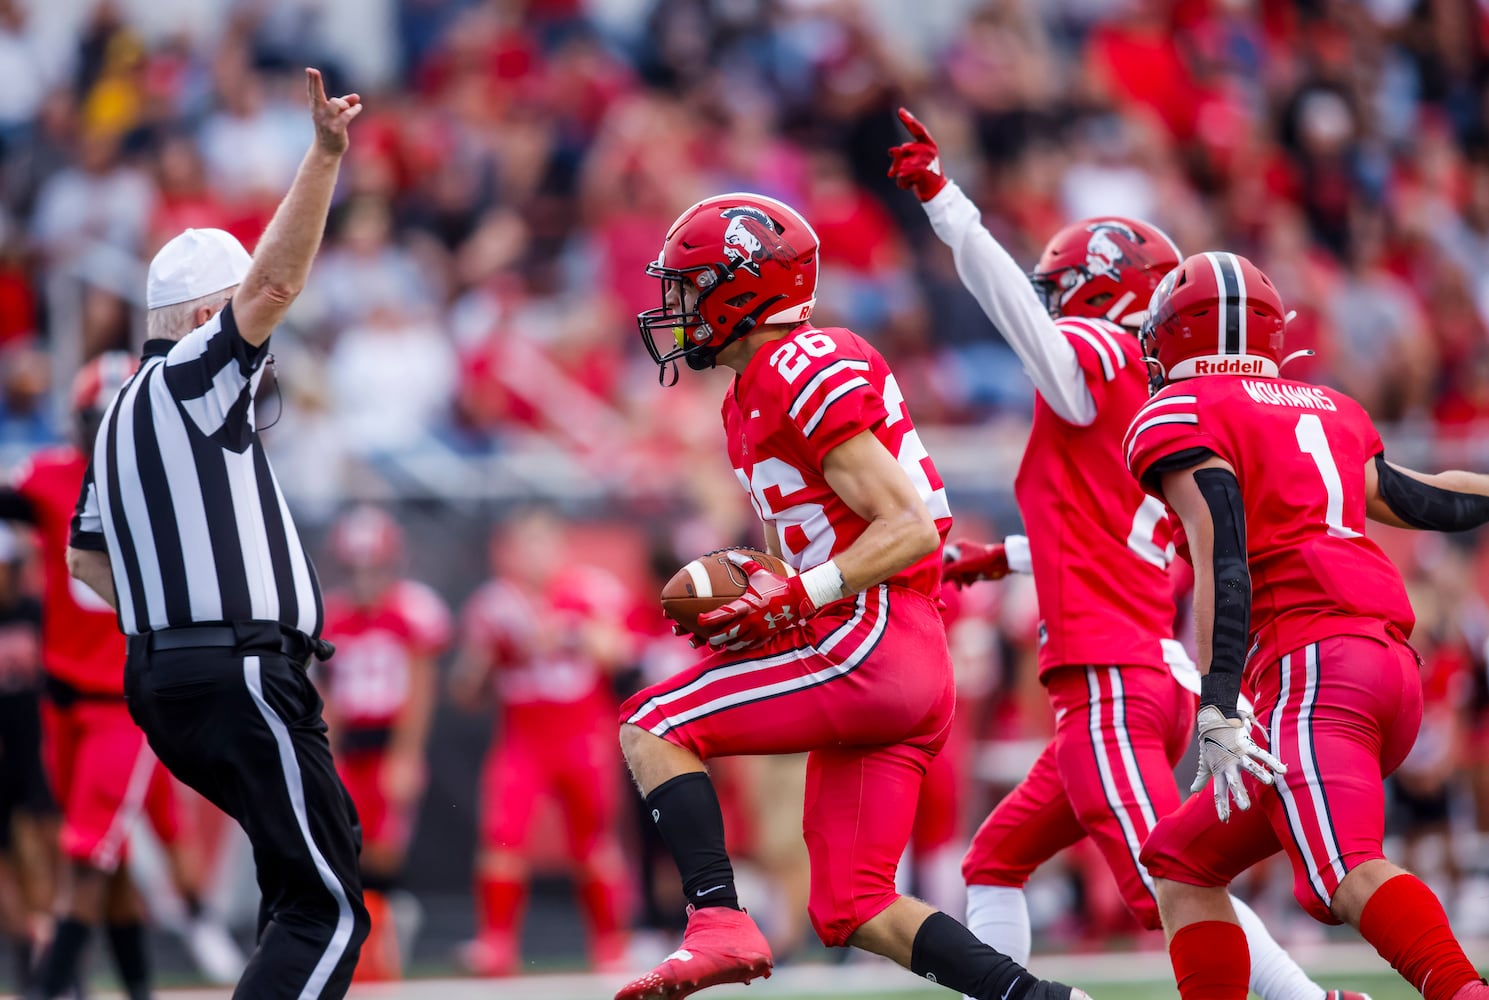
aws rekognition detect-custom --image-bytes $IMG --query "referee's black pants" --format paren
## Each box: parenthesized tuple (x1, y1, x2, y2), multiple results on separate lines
(125, 625, 369, 999)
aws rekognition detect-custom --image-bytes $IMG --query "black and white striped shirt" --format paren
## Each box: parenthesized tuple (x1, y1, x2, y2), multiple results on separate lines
(70, 302, 323, 637)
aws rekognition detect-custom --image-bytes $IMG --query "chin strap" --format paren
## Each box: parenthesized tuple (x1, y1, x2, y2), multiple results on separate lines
(1142, 355, 1167, 393)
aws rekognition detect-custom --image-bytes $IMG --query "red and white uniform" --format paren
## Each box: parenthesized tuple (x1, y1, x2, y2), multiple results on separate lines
(620, 325, 957, 946)
(15, 447, 178, 869)
(464, 566, 627, 863)
(924, 182, 1197, 929)
(320, 580, 451, 849)
(1126, 375, 1420, 921)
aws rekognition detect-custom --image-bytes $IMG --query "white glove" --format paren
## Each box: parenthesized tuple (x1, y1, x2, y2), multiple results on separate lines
(1192, 705, 1287, 821)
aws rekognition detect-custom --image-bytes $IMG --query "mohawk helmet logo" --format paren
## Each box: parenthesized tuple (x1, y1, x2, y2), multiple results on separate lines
(720, 206, 795, 277)
(1084, 220, 1143, 280)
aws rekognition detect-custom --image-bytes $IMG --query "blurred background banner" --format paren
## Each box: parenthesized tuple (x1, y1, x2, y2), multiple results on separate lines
(1, 0, 1489, 987)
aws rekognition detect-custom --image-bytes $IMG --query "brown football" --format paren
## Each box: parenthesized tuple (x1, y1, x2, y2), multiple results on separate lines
(661, 548, 795, 638)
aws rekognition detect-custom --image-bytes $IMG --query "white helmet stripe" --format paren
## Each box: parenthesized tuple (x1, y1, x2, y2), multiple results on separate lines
(1205, 252, 1229, 356)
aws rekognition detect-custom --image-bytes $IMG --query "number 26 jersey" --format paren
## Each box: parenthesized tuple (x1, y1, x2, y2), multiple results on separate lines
(723, 325, 953, 601)
(1125, 375, 1415, 675)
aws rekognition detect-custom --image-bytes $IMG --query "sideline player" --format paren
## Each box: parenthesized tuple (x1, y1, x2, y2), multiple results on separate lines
(616, 192, 1089, 1000)
(889, 109, 1361, 1000)
(318, 505, 450, 980)
(1126, 250, 1488, 1000)
(4, 354, 243, 999)
(449, 509, 632, 976)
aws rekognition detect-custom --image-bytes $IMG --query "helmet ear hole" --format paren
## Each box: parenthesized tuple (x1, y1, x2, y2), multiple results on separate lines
(726, 292, 757, 308)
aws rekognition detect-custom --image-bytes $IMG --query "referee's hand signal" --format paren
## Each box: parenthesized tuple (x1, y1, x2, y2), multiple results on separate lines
(306, 67, 362, 156)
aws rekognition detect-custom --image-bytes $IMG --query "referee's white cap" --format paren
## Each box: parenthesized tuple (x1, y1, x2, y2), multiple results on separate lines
(147, 228, 253, 309)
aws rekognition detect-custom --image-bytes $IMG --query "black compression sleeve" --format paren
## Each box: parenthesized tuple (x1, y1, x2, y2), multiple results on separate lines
(1374, 455, 1489, 532)
(1194, 468, 1249, 719)
(1141, 446, 1218, 492)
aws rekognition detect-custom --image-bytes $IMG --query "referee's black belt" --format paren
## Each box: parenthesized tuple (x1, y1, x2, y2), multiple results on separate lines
(132, 622, 335, 663)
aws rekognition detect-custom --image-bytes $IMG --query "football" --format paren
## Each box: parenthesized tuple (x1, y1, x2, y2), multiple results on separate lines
(661, 547, 795, 638)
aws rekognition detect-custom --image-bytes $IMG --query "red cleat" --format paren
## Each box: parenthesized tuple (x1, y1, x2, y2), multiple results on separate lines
(1325, 992, 1374, 1000)
(1450, 981, 1489, 1000)
(613, 907, 773, 1000)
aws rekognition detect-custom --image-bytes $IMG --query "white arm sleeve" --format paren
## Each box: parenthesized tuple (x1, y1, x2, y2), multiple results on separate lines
(923, 182, 1097, 426)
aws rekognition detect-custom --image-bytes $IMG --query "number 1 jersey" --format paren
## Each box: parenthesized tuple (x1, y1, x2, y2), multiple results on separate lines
(1125, 375, 1415, 677)
(723, 325, 952, 600)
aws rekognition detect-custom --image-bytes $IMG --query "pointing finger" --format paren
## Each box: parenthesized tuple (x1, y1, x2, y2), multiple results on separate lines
(897, 107, 934, 145)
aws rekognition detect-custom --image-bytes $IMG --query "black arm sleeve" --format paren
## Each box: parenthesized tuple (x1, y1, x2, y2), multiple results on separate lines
(1194, 468, 1250, 719)
(1141, 446, 1219, 492)
(0, 487, 37, 524)
(1374, 455, 1489, 532)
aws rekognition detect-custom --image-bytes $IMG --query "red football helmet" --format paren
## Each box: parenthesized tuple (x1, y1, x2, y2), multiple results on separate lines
(1030, 217, 1182, 328)
(71, 351, 139, 416)
(638, 193, 819, 382)
(1140, 251, 1287, 389)
(329, 505, 403, 570)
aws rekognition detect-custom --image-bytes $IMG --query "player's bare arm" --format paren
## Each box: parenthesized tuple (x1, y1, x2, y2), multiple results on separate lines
(64, 546, 116, 611)
(232, 67, 361, 346)
(821, 429, 940, 594)
(380, 651, 435, 804)
(1159, 455, 1285, 821)
(1364, 455, 1489, 531)
(447, 640, 494, 707)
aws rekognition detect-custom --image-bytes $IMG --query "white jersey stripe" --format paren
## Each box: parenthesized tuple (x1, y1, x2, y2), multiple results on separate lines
(801, 377, 870, 437)
(1085, 667, 1155, 896)
(645, 586, 889, 735)
(1065, 327, 1116, 382)
(1125, 412, 1200, 467)
(788, 359, 871, 418)
(1269, 649, 1332, 906)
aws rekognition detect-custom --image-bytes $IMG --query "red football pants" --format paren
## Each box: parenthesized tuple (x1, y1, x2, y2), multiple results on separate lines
(961, 664, 1193, 930)
(1141, 634, 1423, 923)
(621, 585, 956, 946)
(43, 698, 163, 871)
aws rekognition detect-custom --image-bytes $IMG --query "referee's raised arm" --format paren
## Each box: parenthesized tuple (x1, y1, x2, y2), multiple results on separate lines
(233, 68, 361, 346)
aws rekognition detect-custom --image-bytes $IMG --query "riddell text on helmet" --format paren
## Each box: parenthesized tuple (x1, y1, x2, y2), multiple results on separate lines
(1192, 357, 1266, 376)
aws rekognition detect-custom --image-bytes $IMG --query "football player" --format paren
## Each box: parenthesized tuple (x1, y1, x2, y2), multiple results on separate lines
(449, 509, 632, 976)
(318, 505, 451, 980)
(616, 192, 1089, 1000)
(888, 109, 1362, 1000)
(4, 354, 244, 1000)
(1126, 251, 1489, 1000)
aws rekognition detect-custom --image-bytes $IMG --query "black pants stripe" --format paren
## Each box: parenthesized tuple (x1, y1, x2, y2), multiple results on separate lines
(125, 639, 368, 999)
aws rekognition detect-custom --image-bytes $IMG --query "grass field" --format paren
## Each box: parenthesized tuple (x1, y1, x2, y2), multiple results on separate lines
(92, 948, 1483, 999)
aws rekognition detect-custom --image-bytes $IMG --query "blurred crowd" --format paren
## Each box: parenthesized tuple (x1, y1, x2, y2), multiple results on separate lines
(3, 0, 1489, 981)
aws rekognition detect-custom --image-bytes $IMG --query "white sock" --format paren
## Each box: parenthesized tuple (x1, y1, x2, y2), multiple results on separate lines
(964, 884, 1031, 967)
(1231, 894, 1324, 1000)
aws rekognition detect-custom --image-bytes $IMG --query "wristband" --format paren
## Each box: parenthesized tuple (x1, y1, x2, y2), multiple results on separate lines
(800, 560, 846, 610)
(1004, 535, 1033, 574)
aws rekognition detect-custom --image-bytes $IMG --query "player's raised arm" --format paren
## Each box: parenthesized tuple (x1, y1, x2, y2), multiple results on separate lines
(889, 108, 1095, 425)
(1364, 455, 1489, 531)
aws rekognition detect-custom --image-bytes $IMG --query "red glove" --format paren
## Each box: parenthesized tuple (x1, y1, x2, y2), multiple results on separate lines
(696, 552, 814, 650)
(942, 538, 1010, 589)
(887, 107, 948, 202)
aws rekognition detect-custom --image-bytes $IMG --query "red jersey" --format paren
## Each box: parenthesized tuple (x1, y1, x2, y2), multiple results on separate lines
(14, 448, 125, 695)
(320, 580, 451, 729)
(1017, 318, 1177, 677)
(724, 325, 951, 597)
(460, 565, 628, 733)
(1125, 375, 1415, 679)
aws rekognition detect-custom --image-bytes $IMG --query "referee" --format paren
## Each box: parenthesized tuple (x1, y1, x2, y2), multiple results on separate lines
(64, 69, 369, 1000)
